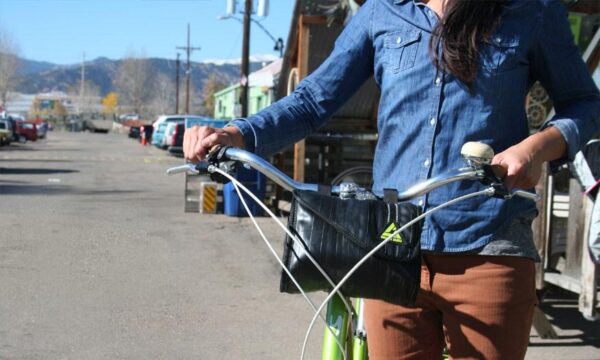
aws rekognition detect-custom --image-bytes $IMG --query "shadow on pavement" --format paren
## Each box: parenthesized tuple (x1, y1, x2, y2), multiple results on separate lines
(0, 159, 73, 163)
(0, 145, 39, 151)
(531, 286, 600, 348)
(0, 179, 30, 184)
(0, 184, 143, 196)
(0, 184, 74, 195)
(0, 168, 78, 175)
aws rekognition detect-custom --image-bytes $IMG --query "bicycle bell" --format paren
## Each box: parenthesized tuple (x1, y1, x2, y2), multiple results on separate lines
(460, 142, 494, 168)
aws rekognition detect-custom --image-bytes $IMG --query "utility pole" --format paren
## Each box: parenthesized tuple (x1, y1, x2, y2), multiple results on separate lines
(241, 0, 252, 118)
(175, 53, 180, 114)
(79, 52, 85, 116)
(176, 23, 201, 114)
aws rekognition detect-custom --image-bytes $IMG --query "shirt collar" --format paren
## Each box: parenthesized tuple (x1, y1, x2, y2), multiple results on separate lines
(392, 0, 436, 33)
(394, 0, 424, 5)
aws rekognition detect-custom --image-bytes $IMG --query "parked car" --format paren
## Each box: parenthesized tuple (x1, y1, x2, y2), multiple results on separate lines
(36, 122, 48, 139)
(128, 126, 141, 139)
(151, 122, 170, 149)
(8, 117, 19, 141)
(17, 122, 38, 141)
(167, 122, 186, 157)
(0, 119, 12, 145)
(119, 113, 140, 121)
(139, 124, 153, 144)
(163, 121, 184, 148)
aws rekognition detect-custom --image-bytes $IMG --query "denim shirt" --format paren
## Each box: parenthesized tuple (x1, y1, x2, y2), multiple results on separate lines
(230, 0, 600, 252)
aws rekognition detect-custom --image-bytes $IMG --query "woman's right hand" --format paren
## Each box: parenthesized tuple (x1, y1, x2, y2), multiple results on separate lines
(183, 125, 245, 162)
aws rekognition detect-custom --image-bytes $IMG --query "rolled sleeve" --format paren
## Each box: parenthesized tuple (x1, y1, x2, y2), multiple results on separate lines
(531, 0, 600, 166)
(227, 118, 257, 153)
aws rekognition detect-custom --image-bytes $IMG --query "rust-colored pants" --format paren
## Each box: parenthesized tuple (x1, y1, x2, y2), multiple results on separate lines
(364, 254, 537, 360)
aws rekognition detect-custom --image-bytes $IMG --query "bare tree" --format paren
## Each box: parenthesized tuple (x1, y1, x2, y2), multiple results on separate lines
(148, 72, 175, 117)
(0, 27, 20, 108)
(67, 80, 101, 115)
(202, 73, 226, 117)
(114, 50, 152, 116)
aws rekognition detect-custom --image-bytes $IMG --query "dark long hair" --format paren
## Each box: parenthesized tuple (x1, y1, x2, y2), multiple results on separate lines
(430, 0, 507, 88)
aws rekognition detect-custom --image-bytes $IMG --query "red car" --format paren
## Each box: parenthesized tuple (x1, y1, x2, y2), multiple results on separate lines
(17, 121, 38, 141)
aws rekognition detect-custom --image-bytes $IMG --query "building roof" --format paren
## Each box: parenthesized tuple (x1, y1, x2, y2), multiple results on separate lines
(248, 58, 283, 87)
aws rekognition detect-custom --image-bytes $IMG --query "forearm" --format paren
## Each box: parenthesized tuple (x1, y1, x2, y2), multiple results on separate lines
(228, 88, 325, 156)
(520, 126, 566, 164)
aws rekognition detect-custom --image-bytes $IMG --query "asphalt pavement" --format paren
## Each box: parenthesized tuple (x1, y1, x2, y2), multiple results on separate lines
(0, 131, 598, 359)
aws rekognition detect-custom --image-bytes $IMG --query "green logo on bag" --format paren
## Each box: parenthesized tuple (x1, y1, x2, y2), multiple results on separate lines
(380, 223, 403, 244)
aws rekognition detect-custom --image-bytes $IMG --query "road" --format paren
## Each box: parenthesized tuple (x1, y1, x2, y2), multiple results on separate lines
(0, 131, 598, 359)
(0, 131, 322, 359)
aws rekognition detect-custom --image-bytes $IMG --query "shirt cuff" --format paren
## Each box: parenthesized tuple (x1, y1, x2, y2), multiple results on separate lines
(541, 118, 580, 170)
(226, 118, 257, 153)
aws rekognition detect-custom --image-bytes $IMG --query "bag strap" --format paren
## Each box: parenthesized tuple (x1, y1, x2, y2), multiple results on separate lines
(318, 184, 332, 195)
(383, 188, 398, 203)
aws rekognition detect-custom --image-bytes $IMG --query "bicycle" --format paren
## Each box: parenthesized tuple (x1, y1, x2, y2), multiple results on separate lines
(167, 142, 538, 360)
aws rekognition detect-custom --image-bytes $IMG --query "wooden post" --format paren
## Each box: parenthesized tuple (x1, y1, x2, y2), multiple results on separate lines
(532, 164, 549, 289)
(579, 193, 598, 318)
(566, 179, 585, 278)
(292, 15, 311, 182)
(530, 164, 558, 339)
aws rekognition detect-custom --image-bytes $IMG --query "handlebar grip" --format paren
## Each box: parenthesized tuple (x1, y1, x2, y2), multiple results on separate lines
(166, 162, 209, 176)
(166, 164, 196, 175)
(490, 164, 507, 180)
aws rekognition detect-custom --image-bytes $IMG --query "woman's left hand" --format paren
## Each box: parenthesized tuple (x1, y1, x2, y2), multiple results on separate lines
(491, 126, 567, 191)
(491, 143, 544, 190)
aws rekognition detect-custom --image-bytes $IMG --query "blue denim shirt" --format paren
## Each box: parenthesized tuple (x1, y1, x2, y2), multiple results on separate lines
(230, 0, 600, 252)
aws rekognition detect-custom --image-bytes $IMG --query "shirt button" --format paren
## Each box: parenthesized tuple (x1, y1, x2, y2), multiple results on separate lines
(424, 159, 430, 167)
(495, 37, 502, 44)
(418, 199, 424, 206)
(429, 117, 436, 126)
(396, 37, 402, 44)
(435, 77, 442, 86)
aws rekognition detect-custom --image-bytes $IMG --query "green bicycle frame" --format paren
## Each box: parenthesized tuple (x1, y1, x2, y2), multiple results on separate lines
(321, 296, 368, 360)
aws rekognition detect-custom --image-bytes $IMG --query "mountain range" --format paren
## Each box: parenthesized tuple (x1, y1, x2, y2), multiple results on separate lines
(14, 55, 276, 96)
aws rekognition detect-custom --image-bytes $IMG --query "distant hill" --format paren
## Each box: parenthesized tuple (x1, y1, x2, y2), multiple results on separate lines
(14, 56, 273, 96)
(16, 58, 63, 76)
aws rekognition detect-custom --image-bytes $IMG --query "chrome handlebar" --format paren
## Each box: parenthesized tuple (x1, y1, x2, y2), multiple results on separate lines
(166, 147, 540, 202)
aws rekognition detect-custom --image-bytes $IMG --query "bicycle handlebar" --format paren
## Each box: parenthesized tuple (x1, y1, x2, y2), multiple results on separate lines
(167, 146, 540, 202)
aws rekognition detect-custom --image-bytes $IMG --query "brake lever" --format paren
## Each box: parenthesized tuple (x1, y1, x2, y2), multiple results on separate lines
(479, 164, 509, 199)
(481, 164, 539, 201)
(206, 145, 237, 184)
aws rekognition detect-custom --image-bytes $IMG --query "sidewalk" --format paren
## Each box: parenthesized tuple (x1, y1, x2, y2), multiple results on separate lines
(527, 287, 599, 359)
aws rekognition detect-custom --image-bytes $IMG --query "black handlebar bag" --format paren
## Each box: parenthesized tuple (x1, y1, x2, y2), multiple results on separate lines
(280, 190, 424, 306)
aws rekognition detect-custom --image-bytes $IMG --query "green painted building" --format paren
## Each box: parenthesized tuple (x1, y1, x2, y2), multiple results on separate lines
(214, 59, 282, 119)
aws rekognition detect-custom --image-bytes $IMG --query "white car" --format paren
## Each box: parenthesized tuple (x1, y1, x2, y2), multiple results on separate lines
(119, 113, 140, 121)
(163, 121, 184, 148)
(151, 115, 207, 147)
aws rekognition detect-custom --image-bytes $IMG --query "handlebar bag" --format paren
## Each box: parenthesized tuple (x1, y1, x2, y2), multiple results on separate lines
(280, 190, 423, 306)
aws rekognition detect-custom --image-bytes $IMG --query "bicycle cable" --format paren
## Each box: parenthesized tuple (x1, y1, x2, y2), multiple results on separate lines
(211, 166, 355, 316)
(213, 167, 350, 360)
(300, 188, 496, 360)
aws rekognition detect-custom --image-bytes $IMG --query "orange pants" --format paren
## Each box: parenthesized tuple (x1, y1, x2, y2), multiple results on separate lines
(364, 254, 537, 360)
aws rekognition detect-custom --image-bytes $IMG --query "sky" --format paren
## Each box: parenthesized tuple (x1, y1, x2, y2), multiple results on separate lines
(0, 0, 295, 65)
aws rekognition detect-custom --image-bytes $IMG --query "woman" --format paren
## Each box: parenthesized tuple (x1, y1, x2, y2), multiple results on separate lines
(185, 0, 600, 358)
